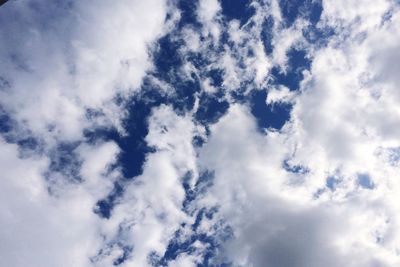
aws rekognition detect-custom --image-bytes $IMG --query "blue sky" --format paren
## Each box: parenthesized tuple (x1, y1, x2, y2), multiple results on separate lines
(1, 0, 400, 266)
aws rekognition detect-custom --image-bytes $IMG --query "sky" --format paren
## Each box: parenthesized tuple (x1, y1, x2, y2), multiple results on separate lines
(1, 0, 400, 266)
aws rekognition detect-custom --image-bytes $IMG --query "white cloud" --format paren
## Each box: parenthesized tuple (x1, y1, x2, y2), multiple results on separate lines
(321, 0, 391, 33)
(2, 0, 400, 266)
(167, 253, 199, 267)
(191, 2, 400, 266)
(271, 19, 306, 68)
(197, 0, 222, 41)
(266, 85, 295, 104)
(0, 0, 168, 142)
(94, 105, 199, 266)
(0, 0, 170, 266)
(197, 102, 400, 266)
(0, 138, 120, 267)
(77, 141, 120, 198)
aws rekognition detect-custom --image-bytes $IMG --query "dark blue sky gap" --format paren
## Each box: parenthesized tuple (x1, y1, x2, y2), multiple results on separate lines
(279, 0, 323, 27)
(270, 49, 311, 91)
(357, 173, 374, 189)
(177, 0, 201, 28)
(261, 15, 275, 55)
(0, 107, 14, 134)
(250, 89, 292, 130)
(220, 0, 255, 25)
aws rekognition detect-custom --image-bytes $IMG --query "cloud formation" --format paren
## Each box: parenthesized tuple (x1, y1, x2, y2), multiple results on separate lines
(1, 0, 400, 266)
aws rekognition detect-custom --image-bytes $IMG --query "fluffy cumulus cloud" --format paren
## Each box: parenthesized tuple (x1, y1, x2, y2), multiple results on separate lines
(0, 137, 120, 267)
(0, 0, 168, 141)
(1, 0, 400, 266)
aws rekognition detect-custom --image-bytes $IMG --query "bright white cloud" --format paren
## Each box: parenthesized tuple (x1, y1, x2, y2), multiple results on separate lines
(197, 0, 222, 41)
(0, 0, 170, 266)
(192, 1, 400, 266)
(2, 0, 400, 266)
(93, 105, 199, 266)
(0, 0, 168, 142)
(0, 138, 120, 267)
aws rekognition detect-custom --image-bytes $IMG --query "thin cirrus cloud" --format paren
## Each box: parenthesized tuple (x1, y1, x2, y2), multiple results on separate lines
(1, 0, 400, 267)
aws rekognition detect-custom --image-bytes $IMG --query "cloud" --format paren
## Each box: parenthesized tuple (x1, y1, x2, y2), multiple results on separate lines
(91, 105, 199, 266)
(197, 0, 222, 41)
(0, 0, 171, 266)
(0, 0, 168, 142)
(197, 103, 398, 266)
(2, 0, 400, 266)
(191, 1, 400, 266)
(0, 137, 120, 267)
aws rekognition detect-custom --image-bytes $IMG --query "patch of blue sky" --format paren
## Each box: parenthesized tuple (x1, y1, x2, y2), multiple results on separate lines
(93, 182, 124, 219)
(84, 92, 161, 179)
(177, 0, 201, 28)
(385, 147, 400, 165)
(270, 49, 311, 91)
(84, 89, 169, 219)
(195, 94, 230, 125)
(207, 68, 224, 88)
(253, 1, 329, 133)
(250, 89, 292, 130)
(220, 0, 255, 25)
(283, 159, 309, 174)
(152, 35, 185, 82)
(47, 141, 82, 183)
(357, 173, 374, 190)
(325, 175, 348, 192)
(0, 108, 14, 134)
(151, 36, 202, 112)
(279, 0, 323, 27)
(326, 176, 339, 191)
(261, 15, 275, 55)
